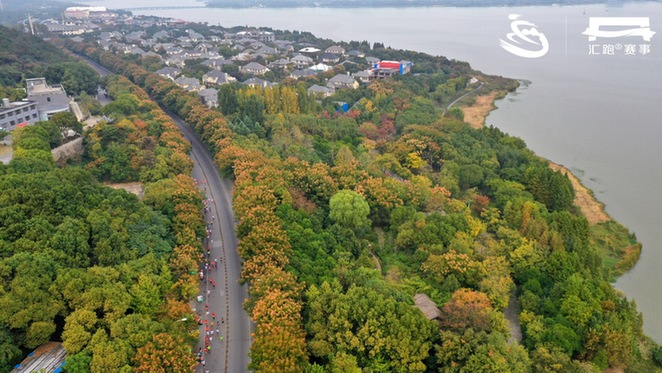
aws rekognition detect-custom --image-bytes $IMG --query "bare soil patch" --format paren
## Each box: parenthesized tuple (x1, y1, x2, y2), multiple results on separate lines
(549, 162, 610, 225)
(104, 182, 145, 199)
(462, 92, 500, 129)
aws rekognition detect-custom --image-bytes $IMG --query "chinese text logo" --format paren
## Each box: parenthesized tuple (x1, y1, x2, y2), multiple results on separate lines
(583, 17, 655, 56)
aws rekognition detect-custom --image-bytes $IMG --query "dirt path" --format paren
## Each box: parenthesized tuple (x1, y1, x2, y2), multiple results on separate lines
(104, 182, 145, 199)
(369, 247, 382, 272)
(505, 288, 522, 344)
(549, 162, 610, 225)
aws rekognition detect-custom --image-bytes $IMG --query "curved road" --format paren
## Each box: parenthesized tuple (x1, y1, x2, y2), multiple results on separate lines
(82, 56, 252, 372)
(443, 81, 485, 115)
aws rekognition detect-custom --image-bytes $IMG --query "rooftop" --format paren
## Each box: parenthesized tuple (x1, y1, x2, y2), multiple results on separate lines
(11, 342, 66, 373)
(0, 99, 36, 113)
(414, 293, 441, 321)
(26, 78, 66, 95)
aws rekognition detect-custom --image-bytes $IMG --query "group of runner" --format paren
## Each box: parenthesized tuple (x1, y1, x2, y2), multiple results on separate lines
(196, 196, 225, 371)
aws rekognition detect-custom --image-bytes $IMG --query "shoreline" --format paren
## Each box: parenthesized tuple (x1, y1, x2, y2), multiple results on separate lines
(460, 88, 643, 277)
(461, 89, 612, 226)
(202, 0, 648, 9)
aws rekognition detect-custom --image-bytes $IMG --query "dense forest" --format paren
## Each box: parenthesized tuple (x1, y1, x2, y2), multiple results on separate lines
(65, 17, 659, 371)
(0, 29, 208, 371)
(0, 0, 73, 25)
(0, 26, 99, 98)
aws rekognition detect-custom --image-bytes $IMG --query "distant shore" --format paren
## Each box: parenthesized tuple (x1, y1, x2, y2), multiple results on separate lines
(204, 0, 648, 9)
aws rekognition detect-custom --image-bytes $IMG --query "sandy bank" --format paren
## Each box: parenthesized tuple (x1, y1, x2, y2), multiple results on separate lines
(460, 91, 611, 226)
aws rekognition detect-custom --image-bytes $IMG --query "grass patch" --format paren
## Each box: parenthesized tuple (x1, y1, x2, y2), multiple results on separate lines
(625, 337, 662, 373)
(0, 144, 11, 157)
(590, 220, 642, 279)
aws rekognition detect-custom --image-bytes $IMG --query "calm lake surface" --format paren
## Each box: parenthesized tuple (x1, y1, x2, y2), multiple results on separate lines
(93, 0, 662, 341)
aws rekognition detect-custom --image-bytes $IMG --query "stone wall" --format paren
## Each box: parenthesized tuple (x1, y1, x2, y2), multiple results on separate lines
(51, 137, 84, 165)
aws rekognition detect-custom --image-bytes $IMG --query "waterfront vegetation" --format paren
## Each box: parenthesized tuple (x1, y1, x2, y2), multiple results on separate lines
(0, 16, 654, 371)
(62, 18, 659, 371)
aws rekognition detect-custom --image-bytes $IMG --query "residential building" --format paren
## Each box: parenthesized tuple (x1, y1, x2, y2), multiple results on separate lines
(328, 74, 359, 89)
(155, 67, 182, 81)
(347, 50, 366, 58)
(202, 71, 236, 86)
(307, 84, 335, 98)
(198, 88, 219, 108)
(371, 60, 413, 79)
(165, 46, 185, 55)
(26, 78, 70, 121)
(125, 31, 146, 43)
(255, 46, 278, 57)
(126, 46, 146, 56)
(268, 58, 291, 70)
(45, 22, 98, 35)
(143, 51, 162, 60)
(240, 62, 269, 75)
(236, 30, 275, 43)
(319, 53, 340, 64)
(174, 76, 202, 92)
(309, 63, 332, 72)
(152, 30, 170, 40)
(187, 30, 205, 42)
(290, 69, 319, 79)
(291, 54, 314, 68)
(201, 59, 233, 70)
(0, 99, 39, 132)
(298, 47, 321, 54)
(165, 55, 186, 68)
(365, 56, 380, 64)
(64, 6, 107, 19)
(231, 52, 254, 62)
(373, 68, 399, 79)
(325, 45, 345, 55)
(195, 43, 214, 53)
(243, 78, 276, 89)
(353, 70, 372, 83)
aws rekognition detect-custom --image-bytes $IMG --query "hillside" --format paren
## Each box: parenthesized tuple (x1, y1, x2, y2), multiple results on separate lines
(63, 16, 659, 371)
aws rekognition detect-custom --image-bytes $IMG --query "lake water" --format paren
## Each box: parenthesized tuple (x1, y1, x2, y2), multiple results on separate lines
(91, 0, 662, 341)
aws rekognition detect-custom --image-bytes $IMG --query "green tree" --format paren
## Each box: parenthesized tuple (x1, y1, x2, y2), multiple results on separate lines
(50, 112, 83, 141)
(217, 83, 238, 115)
(64, 352, 92, 373)
(238, 94, 265, 126)
(329, 190, 371, 230)
(306, 282, 436, 372)
(61, 63, 100, 95)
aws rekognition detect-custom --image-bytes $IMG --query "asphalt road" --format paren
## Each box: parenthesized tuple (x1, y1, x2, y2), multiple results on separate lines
(81, 56, 252, 372)
(174, 111, 252, 373)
